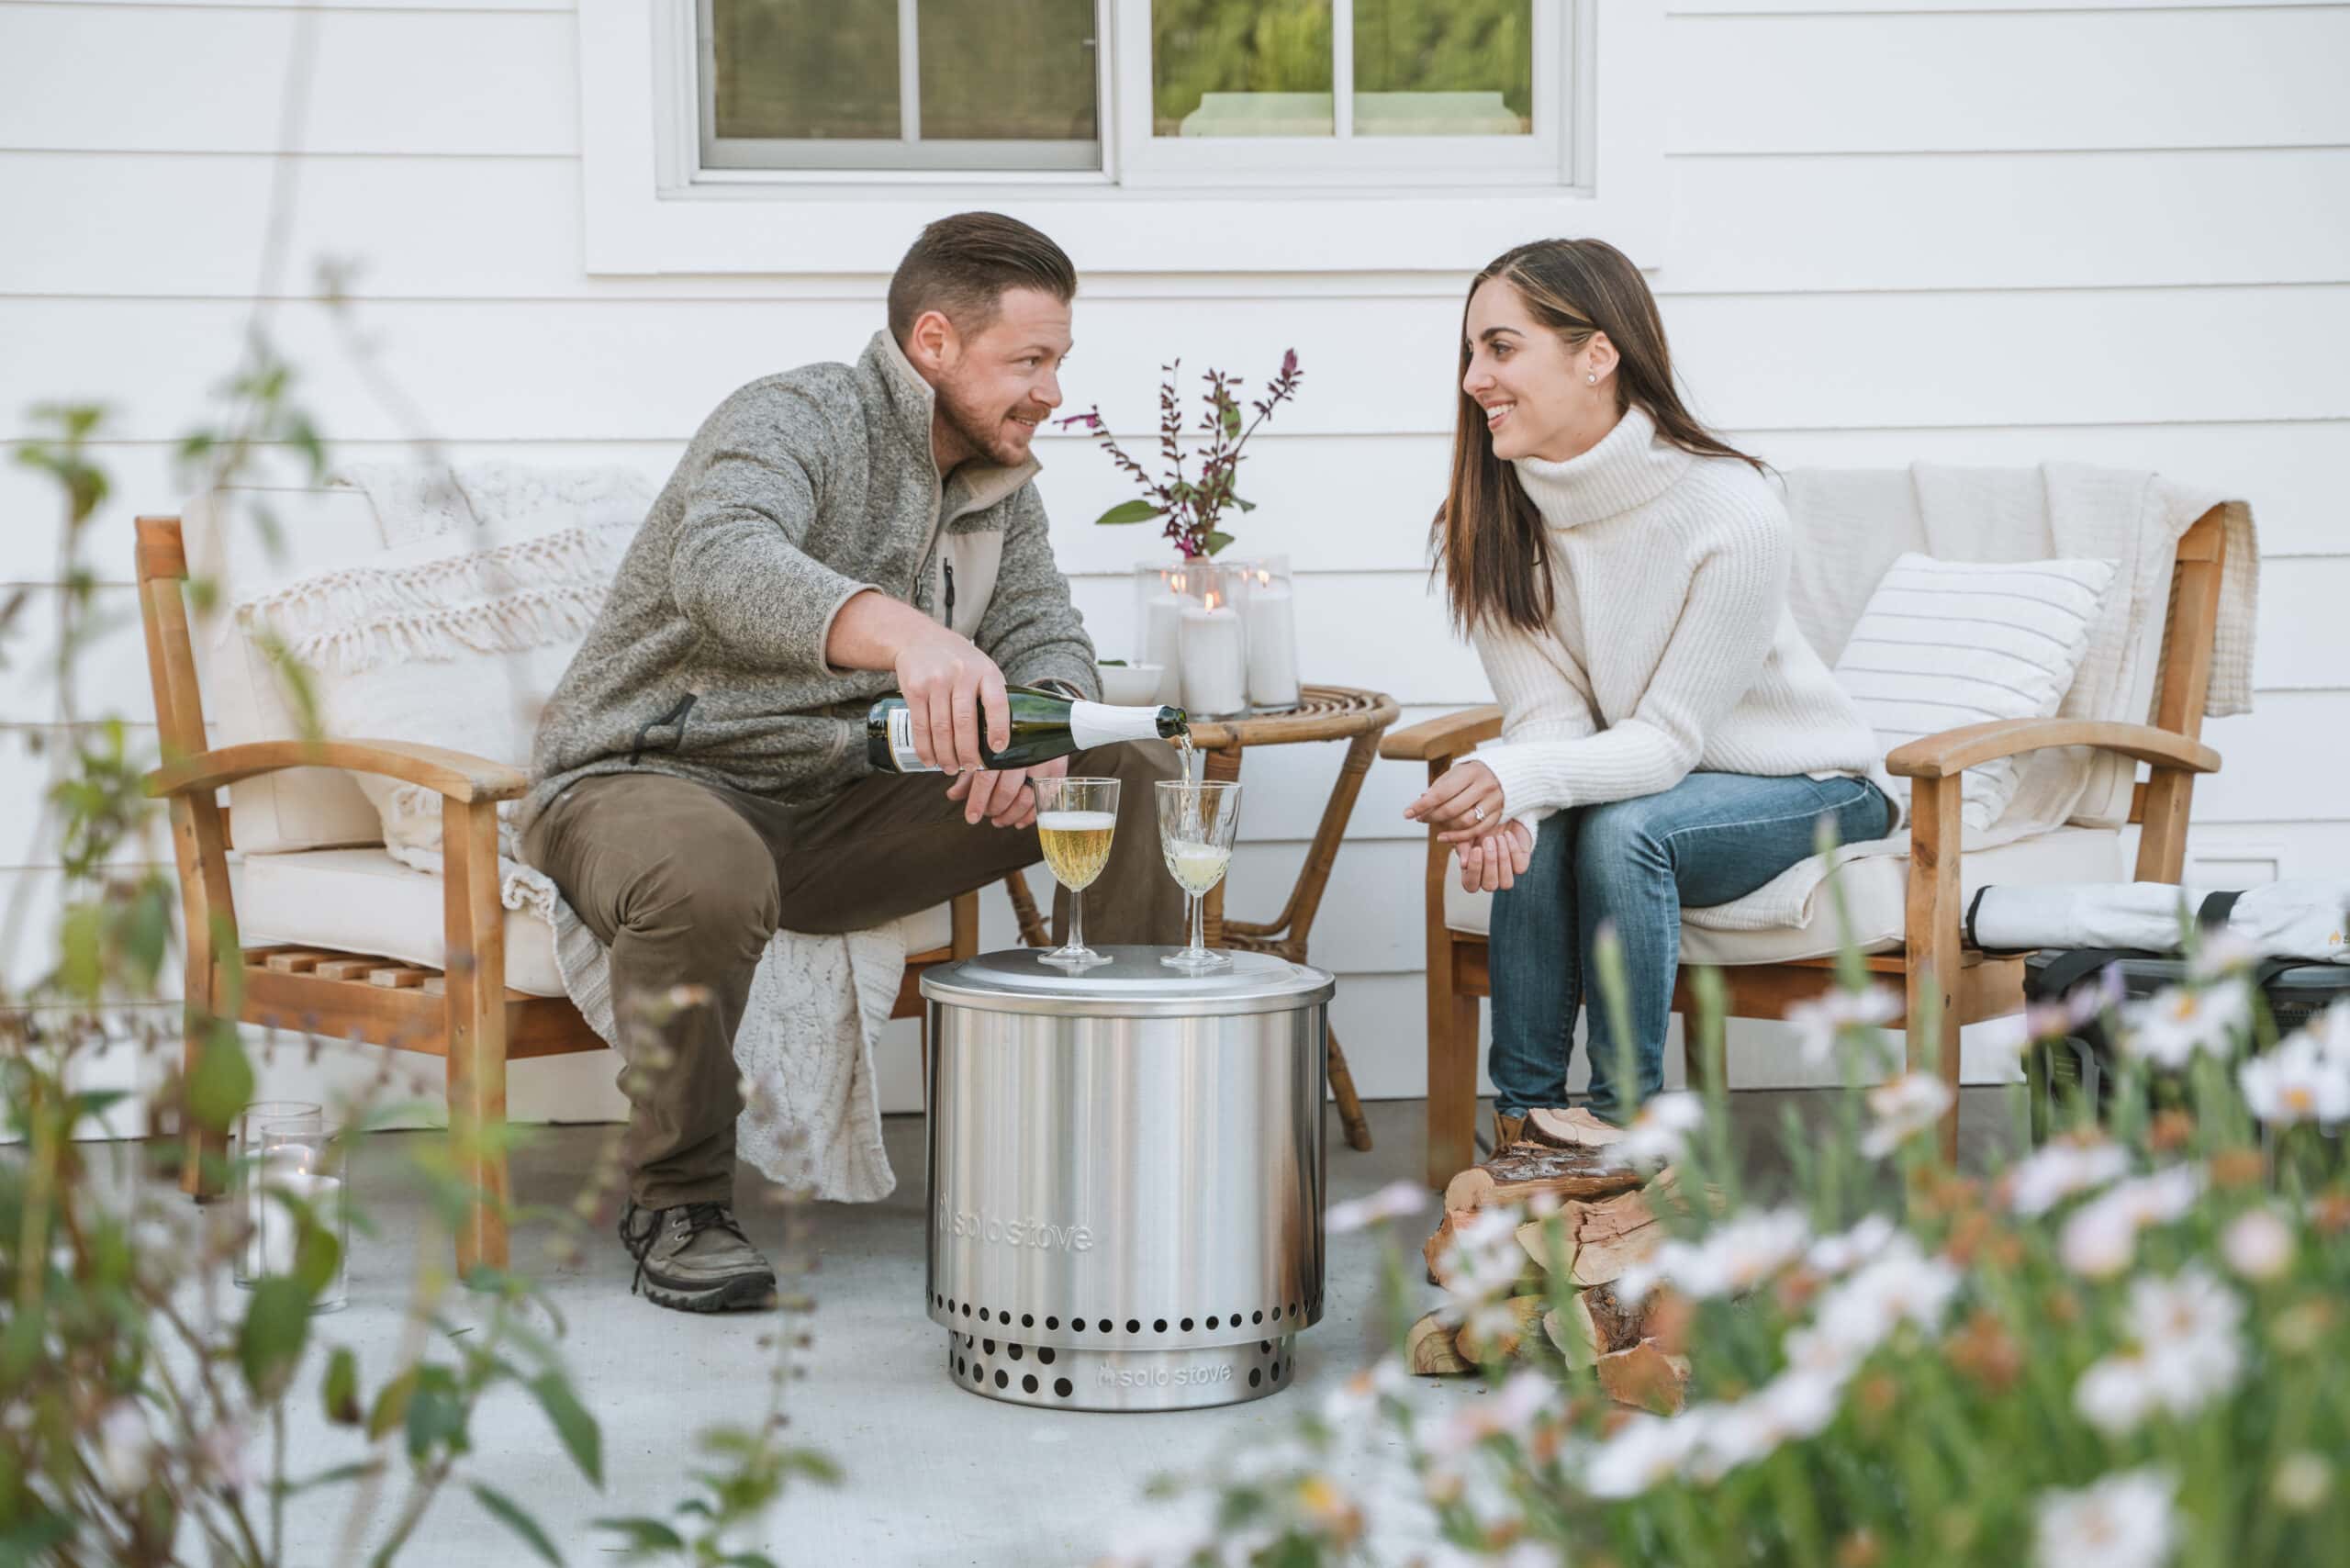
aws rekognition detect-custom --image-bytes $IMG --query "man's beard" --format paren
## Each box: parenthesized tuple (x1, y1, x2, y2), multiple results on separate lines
(937, 381, 1029, 467)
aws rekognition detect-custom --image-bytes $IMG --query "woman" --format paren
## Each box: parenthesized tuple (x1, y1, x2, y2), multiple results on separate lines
(1404, 238, 1896, 1141)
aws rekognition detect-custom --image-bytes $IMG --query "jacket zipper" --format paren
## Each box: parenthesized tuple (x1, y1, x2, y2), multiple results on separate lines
(943, 559, 957, 630)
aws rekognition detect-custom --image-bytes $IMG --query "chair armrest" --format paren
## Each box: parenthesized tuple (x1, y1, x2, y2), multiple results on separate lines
(146, 739, 529, 805)
(1886, 719, 2218, 781)
(1378, 706, 1504, 764)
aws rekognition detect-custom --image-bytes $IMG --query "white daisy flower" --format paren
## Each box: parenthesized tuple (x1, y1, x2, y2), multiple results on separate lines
(1423, 1368, 1558, 1459)
(2305, 1002, 2350, 1070)
(1326, 1179, 1427, 1235)
(1786, 985, 1903, 1065)
(2239, 1028, 2350, 1127)
(2122, 981, 2250, 1070)
(1583, 1412, 1707, 1499)
(2032, 1469, 2177, 1568)
(2059, 1167, 2201, 1280)
(2126, 1265, 2245, 1404)
(2188, 928, 2261, 980)
(1438, 1205, 1533, 1312)
(2007, 1138, 2132, 1217)
(2074, 1348, 2164, 1438)
(1806, 1212, 1897, 1277)
(1640, 1207, 1810, 1301)
(2221, 1207, 2295, 1282)
(1605, 1091, 1707, 1170)
(1861, 1072, 1955, 1158)
(1320, 1355, 1410, 1427)
(2076, 1267, 2246, 1436)
(1812, 1237, 1962, 1352)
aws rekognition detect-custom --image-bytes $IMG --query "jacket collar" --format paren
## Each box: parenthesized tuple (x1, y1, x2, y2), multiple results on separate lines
(861, 330, 1042, 525)
(1511, 403, 1695, 530)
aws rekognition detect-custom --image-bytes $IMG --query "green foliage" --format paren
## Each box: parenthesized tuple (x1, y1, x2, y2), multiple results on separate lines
(468, 1483, 563, 1567)
(1069, 350, 1303, 559)
(1146, 929, 2350, 1566)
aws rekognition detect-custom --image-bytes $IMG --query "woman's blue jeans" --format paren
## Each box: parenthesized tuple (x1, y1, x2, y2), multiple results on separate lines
(1487, 771, 1891, 1125)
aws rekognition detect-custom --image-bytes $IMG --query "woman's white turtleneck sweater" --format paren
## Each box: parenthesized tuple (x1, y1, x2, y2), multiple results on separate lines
(1469, 403, 1896, 825)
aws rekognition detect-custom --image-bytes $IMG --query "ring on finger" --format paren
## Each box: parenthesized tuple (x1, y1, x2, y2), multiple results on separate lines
(1471, 803, 1487, 823)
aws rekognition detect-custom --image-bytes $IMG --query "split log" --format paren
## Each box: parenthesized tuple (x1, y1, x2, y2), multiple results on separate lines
(1579, 1282, 1656, 1354)
(1571, 1223, 1662, 1290)
(1523, 1106, 1628, 1150)
(1544, 1281, 1665, 1372)
(1455, 1295, 1549, 1364)
(1407, 1311, 1474, 1376)
(1444, 1140, 1643, 1215)
(1509, 1190, 1665, 1289)
(1596, 1339, 1692, 1415)
(1570, 1188, 1657, 1243)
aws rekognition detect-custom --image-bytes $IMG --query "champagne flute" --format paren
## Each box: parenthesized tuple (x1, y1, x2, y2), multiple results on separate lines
(1154, 778, 1241, 973)
(1034, 775, 1120, 970)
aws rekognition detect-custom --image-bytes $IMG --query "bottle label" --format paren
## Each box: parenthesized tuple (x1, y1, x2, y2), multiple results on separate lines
(885, 708, 934, 772)
(1069, 700, 1159, 750)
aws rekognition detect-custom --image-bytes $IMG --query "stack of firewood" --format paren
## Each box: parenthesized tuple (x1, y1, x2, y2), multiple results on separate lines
(1411, 1110, 1693, 1415)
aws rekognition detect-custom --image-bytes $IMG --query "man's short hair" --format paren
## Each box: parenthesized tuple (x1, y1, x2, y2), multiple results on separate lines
(887, 212, 1078, 344)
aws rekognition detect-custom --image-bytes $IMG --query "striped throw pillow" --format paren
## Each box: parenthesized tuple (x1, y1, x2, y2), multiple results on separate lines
(1832, 553, 2119, 834)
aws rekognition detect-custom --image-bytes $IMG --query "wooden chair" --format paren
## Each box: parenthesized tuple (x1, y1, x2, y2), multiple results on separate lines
(1382, 508, 2229, 1187)
(138, 513, 999, 1273)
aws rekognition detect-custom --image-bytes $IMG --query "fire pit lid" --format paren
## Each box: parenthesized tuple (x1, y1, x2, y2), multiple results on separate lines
(920, 946, 1333, 1018)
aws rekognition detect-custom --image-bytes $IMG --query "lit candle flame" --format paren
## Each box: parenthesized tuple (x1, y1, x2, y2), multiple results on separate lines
(1204, 590, 1221, 611)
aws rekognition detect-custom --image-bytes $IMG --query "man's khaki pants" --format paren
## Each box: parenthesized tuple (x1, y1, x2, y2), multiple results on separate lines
(523, 744, 1183, 1207)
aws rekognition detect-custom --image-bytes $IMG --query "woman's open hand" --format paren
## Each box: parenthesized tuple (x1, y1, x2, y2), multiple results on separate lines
(1404, 759, 1508, 845)
(1456, 818, 1535, 894)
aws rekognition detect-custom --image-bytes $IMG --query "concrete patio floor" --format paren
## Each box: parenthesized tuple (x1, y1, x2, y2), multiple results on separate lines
(176, 1089, 2016, 1567)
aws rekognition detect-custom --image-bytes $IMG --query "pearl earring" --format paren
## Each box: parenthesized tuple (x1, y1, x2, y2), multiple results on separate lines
(1587, 372, 1597, 385)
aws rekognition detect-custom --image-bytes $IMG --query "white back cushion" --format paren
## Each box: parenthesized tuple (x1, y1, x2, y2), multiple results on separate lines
(1832, 553, 2118, 834)
(183, 487, 393, 853)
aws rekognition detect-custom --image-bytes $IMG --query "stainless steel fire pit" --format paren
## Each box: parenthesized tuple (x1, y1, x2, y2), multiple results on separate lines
(921, 946, 1334, 1411)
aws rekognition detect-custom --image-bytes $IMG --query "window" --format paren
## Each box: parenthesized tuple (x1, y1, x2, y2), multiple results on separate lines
(576, 0, 1664, 275)
(699, 0, 1558, 186)
(700, 0, 1105, 172)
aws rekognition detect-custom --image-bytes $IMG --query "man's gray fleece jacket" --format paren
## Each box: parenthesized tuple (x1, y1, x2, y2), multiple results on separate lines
(521, 330, 1101, 830)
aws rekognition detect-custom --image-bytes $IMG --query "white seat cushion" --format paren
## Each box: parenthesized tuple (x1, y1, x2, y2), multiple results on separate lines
(238, 848, 957, 998)
(1441, 825, 2124, 965)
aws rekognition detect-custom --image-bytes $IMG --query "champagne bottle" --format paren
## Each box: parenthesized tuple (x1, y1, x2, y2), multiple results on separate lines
(866, 685, 1189, 774)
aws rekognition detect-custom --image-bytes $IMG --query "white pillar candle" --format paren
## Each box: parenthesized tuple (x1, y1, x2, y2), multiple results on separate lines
(246, 1170, 339, 1278)
(1180, 599, 1248, 717)
(1243, 576, 1300, 710)
(1144, 593, 1187, 707)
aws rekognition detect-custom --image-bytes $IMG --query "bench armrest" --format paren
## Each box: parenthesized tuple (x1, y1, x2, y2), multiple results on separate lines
(147, 739, 528, 806)
(1378, 705, 1504, 764)
(1886, 719, 2218, 781)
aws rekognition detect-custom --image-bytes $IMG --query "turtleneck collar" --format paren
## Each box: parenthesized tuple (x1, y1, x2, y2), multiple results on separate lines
(1510, 403, 1696, 530)
(858, 330, 1041, 522)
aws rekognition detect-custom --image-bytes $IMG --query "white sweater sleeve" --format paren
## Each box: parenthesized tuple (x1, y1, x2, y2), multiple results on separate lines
(1471, 514, 1785, 816)
(1468, 622, 1595, 829)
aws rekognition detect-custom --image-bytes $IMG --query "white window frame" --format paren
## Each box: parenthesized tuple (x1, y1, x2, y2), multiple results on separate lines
(579, 0, 1665, 276)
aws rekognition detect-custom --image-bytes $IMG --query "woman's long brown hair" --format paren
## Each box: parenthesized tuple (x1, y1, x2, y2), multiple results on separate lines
(1435, 239, 1766, 636)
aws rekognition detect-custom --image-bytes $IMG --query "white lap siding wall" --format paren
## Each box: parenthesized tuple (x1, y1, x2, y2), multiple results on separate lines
(2, 0, 2344, 1126)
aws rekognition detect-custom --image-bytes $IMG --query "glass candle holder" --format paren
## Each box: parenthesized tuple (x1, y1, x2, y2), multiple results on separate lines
(1134, 559, 1204, 708)
(1238, 554, 1301, 712)
(233, 1106, 350, 1313)
(1176, 560, 1249, 721)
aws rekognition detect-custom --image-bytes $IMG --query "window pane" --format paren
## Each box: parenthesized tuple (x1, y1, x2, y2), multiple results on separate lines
(1153, 0, 1335, 138)
(711, 0, 899, 141)
(1352, 0, 1532, 136)
(919, 0, 1100, 140)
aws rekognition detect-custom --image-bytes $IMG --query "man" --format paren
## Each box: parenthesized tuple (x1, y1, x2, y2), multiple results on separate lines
(520, 212, 1181, 1313)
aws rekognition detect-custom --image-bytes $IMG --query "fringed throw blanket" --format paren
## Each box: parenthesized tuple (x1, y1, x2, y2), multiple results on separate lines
(233, 460, 909, 1202)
